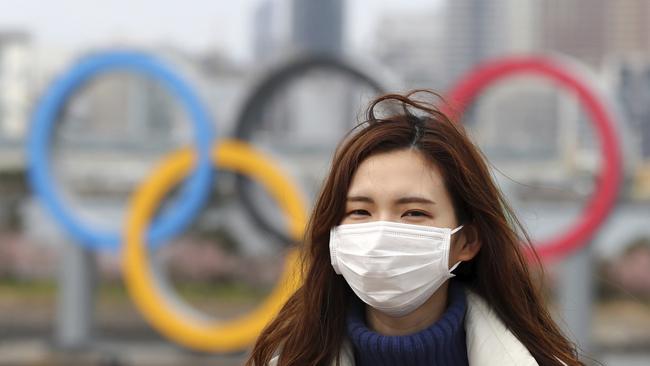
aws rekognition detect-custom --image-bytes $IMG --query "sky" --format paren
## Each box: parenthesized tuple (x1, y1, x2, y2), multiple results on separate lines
(0, 0, 441, 61)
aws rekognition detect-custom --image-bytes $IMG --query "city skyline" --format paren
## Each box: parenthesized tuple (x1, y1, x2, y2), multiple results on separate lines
(0, 0, 441, 62)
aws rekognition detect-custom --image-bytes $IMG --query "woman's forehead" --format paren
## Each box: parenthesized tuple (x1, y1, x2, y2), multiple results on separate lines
(347, 149, 448, 200)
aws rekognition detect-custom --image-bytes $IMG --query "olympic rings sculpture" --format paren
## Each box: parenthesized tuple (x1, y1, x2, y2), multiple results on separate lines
(27, 50, 621, 353)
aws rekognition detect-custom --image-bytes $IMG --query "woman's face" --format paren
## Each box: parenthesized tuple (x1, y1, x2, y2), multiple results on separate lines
(342, 148, 469, 265)
(342, 148, 457, 227)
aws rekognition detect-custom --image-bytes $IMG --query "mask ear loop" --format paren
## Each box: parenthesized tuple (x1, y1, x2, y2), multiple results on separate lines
(448, 225, 464, 274)
(448, 261, 462, 275)
(451, 225, 463, 235)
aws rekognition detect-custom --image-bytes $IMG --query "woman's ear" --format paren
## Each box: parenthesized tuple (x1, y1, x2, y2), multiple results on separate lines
(452, 224, 481, 263)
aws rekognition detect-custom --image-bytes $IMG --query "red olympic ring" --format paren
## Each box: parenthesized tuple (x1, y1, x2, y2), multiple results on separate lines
(445, 57, 622, 261)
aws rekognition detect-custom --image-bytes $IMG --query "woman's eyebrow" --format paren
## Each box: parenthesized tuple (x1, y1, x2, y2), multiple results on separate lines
(394, 196, 436, 205)
(346, 196, 435, 204)
(346, 196, 373, 203)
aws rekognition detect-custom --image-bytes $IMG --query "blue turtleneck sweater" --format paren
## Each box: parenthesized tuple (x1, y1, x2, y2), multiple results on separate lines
(346, 280, 469, 366)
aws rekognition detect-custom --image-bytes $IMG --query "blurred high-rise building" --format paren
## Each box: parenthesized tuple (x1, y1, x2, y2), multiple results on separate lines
(617, 64, 650, 165)
(254, 0, 275, 61)
(443, 0, 538, 87)
(291, 0, 343, 55)
(540, 0, 608, 67)
(253, 0, 343, 60)
(373, 8, 445, 89)
(607, 0, 650, 61)
(540, 0, 650, 65)
(253, 0, 292, 61)
(0, 31, 32, 225)
(0, 31, 32, 142)
(444, 0, 507, 87)
(607, 1, 650, 176)
(443, 0, 508, 84)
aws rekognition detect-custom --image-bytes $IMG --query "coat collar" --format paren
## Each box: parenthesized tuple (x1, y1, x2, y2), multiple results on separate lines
(463, 291, 538, 365)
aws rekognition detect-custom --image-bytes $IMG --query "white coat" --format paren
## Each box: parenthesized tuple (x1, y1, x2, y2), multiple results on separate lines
(269, 291, 539, 365)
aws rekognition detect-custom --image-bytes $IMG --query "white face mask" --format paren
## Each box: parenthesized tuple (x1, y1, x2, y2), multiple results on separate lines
(329, 220, 463, 317)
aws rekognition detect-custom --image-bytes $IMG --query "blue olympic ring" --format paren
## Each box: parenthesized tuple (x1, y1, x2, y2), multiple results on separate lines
(27, 50, 216, 251)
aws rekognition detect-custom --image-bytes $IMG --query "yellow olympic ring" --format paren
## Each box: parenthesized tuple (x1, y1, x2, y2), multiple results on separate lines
(122, 139, 307, 352)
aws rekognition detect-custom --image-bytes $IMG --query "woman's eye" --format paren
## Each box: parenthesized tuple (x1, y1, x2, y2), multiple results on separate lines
(347, 209, 370, 217)
(402, 210, 429, 218)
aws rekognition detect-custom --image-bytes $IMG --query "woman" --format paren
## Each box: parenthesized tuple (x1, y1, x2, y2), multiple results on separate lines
(246, 91, 584, 365)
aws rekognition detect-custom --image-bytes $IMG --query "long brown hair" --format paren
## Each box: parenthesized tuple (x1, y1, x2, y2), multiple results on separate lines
(246, 90, 583, 366)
